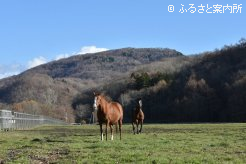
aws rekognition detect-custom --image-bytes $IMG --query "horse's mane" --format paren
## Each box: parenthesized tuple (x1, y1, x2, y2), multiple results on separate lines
(104, 95, 112, 102)
(96, 93, 112, 102)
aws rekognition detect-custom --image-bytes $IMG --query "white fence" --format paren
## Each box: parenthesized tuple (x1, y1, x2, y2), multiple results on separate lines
(0, 109, 68, 131)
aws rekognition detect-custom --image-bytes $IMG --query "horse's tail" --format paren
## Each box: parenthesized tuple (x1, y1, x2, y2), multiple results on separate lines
(131, 108, 134, 123)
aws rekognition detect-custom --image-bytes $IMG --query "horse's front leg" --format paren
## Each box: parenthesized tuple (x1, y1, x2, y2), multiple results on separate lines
(100, 123, 103, 141)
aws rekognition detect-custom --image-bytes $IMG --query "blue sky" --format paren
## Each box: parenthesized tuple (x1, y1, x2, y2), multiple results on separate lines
(0, 0, 245, 79)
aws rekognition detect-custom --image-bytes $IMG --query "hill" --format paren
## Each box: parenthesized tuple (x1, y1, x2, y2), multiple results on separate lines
(104, 41, 246, 123)
(26, 48, 182, 81)
(0, 48, 182, 122)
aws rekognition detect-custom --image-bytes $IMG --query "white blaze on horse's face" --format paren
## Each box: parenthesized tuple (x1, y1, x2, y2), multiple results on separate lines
(93, 97, 98, 110)
(139, 100, 142, 107)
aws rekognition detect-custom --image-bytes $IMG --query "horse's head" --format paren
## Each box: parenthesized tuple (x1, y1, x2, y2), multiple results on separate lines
(93, 92, 102, 111)
(137, 98, 142, 108)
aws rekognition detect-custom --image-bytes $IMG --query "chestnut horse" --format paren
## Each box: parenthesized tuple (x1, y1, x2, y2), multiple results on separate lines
(93, 93, 123, 141)
(132, 98, 144, 134)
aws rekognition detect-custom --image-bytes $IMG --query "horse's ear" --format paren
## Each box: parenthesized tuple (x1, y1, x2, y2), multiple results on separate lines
(94, 92, 100, 96)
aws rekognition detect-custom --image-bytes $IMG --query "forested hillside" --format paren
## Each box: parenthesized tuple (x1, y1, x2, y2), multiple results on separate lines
(1, 41, 246, 123)
(98, 41, 246, 123)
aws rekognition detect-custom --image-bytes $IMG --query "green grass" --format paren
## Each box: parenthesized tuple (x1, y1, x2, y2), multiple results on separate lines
(0, 124, 246, 163)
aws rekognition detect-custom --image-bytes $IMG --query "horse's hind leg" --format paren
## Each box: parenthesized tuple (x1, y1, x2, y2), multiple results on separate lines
(132, 122, 136, 134)
(139, 120, 143, 133)
(110, 124, 113, 140)
(115, 123, 118, 134)
(136, 122, 139, 134)
(106, 121, 109, 141)
(118, 120, 122, 140)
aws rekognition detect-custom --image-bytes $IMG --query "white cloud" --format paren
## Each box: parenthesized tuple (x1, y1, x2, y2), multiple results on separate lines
(55, 54, 71, 60)
(78, 46, 108, 55)
(0, 56, 48, 79)
(54, 46, 109, 60)
(55, 52, 77, 60)
(0, 71, 20, 79)
(0, 64, 25, 79)
(0, 46, 109, 80)
(27, 56, 47, 69)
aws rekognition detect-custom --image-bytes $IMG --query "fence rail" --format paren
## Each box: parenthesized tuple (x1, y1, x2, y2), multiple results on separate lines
(0, 109, 68, 131)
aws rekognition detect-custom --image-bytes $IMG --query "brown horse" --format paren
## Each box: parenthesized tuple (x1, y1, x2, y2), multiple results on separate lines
(132, 98, 144, 134)
(93, 92, 123, 141)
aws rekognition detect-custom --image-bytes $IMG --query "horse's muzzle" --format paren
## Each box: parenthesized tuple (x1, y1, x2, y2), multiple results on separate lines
(93, 104, 98, 111)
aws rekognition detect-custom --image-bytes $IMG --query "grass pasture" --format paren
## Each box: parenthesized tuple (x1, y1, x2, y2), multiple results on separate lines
(0, 124, 246, 163)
